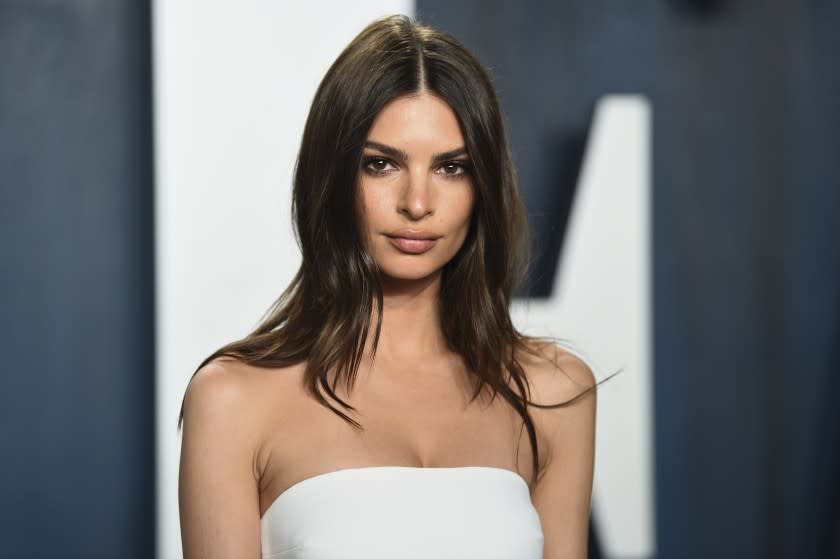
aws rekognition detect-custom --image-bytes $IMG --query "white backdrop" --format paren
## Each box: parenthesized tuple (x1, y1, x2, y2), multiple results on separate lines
(153, 3, 654, 557)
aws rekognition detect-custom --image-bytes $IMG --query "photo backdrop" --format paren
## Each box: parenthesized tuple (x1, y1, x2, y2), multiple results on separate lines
(2, 1, 837, 558)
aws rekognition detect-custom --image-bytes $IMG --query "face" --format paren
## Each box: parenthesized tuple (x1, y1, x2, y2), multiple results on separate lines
(356, 92, 475, 286)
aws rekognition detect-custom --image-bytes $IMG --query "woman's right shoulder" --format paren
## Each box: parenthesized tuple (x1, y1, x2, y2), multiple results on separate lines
(181, 356, 306, 434)
(178, 357, 307, 557)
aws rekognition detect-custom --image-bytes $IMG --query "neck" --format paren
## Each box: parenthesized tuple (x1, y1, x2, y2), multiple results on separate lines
(364, 271, 447, 364)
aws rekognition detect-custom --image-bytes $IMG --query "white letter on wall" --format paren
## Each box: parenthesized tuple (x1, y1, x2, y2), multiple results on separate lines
(511, 95, 655, 558)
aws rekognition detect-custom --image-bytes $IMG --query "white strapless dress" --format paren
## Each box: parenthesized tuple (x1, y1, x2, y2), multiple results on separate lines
(260, 465, 544, 558)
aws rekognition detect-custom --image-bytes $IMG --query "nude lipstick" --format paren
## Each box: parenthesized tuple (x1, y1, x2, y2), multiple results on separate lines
(385, 229, 440, 254)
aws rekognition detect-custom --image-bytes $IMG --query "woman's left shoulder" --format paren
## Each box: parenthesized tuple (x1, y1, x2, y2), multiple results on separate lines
(515, 339, 597, 406)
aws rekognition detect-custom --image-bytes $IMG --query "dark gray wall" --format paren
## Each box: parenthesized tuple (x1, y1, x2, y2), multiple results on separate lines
(417, 1, 840, 557)
(0, 2, 155, 557)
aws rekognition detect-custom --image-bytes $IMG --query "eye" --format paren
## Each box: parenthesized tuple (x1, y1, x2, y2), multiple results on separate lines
(436, 160, 471, 179)
(362, 157, 397, 176)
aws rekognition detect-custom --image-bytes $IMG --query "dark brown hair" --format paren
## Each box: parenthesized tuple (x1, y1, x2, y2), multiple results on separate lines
(177, 14, 594, 483)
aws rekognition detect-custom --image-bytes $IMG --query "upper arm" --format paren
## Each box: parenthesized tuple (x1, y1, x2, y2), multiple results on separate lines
(179, 359, 263, 559)
(526, 344, 597, 559)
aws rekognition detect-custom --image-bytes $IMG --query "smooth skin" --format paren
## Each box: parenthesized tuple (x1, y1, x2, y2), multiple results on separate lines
(179, 91, 596, 558)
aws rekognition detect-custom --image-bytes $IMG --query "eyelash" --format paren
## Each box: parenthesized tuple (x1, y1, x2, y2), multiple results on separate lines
(361, 157, 471, 179)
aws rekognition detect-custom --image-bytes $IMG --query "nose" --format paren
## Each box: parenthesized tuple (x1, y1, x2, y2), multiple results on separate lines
(397, 167, 434, 220)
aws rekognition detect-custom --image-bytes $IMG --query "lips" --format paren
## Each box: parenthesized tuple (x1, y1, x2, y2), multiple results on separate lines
(385, 229, 441, 254)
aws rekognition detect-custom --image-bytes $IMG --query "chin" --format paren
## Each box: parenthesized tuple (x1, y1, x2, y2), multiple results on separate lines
(378, 265, 441, 283)
(376, 257, 448, 284)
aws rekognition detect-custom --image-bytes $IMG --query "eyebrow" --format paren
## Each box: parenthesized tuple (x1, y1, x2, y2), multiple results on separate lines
(363, 141, 468, 164)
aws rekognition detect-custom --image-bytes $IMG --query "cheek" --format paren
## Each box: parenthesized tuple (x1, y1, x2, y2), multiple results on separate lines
(354, 184, 374, 243)
(357, 183, 388, 222)
(356, 183, 393, 250)
(454, 188, 476, 227)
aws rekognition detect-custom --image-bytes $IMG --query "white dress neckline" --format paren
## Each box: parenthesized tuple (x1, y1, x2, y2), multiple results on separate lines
(261, 465, 531, 520)
(259, 464, 544, 558)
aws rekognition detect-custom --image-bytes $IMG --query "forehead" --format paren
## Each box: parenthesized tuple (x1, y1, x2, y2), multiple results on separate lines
(366, 92, 464, 150)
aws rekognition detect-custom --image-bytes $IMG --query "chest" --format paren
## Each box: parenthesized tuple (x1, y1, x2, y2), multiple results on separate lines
(257, 364, 534, 516)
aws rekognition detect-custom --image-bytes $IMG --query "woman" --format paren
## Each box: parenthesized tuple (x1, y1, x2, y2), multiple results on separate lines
(178, 14, 597, 559)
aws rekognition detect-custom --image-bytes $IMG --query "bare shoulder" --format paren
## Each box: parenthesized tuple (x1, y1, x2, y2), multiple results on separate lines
(183, 357, 258, 425)
(513, 340, 597, 481)
(179, 356, 303, 557)
(181, 356, 304, 442)
(516, 339, 597, 406)
(517, 340, 597, 556)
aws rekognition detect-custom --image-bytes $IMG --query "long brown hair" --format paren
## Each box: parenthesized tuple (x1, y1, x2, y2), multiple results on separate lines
(177, 14, 593, 484)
